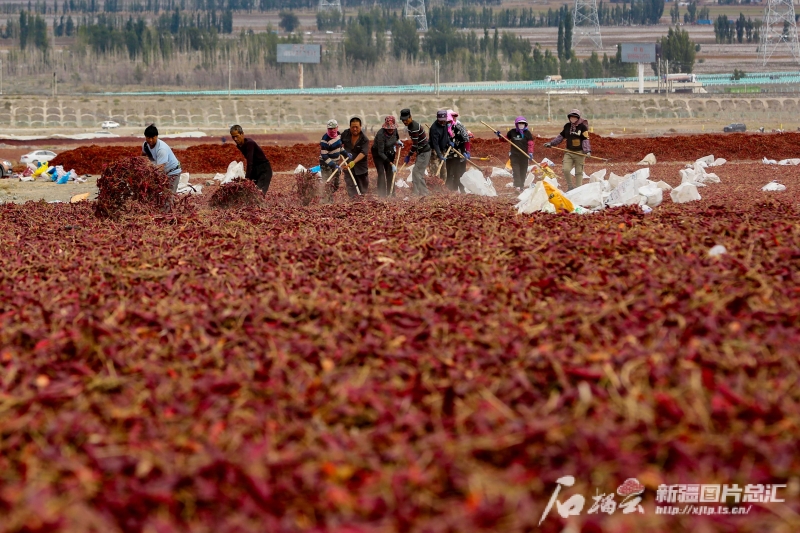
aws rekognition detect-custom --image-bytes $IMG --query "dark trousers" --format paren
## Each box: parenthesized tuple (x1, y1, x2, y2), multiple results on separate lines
(251, 161, 273, 193)
(345, 171, 368, 197)
(445, 157, 466, 192)
(374, 157, 394, 197)
(510, 158, 528, 188)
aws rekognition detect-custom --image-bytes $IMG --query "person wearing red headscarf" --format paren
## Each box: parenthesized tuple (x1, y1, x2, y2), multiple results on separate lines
(371, 115, 402, 197)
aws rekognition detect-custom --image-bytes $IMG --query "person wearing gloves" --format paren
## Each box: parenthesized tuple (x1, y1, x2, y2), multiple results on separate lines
(141, 124, 182, 193)
(446, 110, 471, 192)
(543, 109, 591, 191)
(429, 110, 452, 182)
(500, 116, 535, 190)
(371, 115, 401, 197)
(319, 119, 347, 200)
(400, 108, 431, 197)
(339, 116, 370, 197)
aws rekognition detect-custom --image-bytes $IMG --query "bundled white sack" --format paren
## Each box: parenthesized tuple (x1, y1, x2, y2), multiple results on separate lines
(762, 157, 778, 165)
(695, 155, 715, 166)
(778, 159, 800, 166)
(214, 161, 245, 184)
(565, 181, 604, 208)
(395, 179, 410, 189)
(491, 167, 513, 179)
(606, 175, 638, 207)
(638, 184, 663, 208)
(670, 182, 701, 203)
(655, 180, 673, 191)
(762, 181, 786, 191)
(293, 164, 307, 174)
(460, 169, 497, 196)
(638, 153, 657, 165)
(177, 173, 203, 195)
(515, 182, 555, 214)
(588, 169, 607, 182)
(608, 172, 625, 190)
(710, 158, 727, 167)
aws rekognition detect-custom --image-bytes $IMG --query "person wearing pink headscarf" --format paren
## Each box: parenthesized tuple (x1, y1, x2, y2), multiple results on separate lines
(444, 110, 470, 192)
(371, 115, 402, 197)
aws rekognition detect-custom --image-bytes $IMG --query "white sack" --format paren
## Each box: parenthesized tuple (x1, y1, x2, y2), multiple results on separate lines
(293, 164, 307, 174)
(491, 167, 513, 179)
(515, 182, 554, 214)
(638, 153, 657, 165)
(606, 175, 637, 206)
(670, 182, 701, 203)
(655, 180, 673, 191)
(710, 158, 727, 167)
(763, 157, 777, 165)
(638, 184, 663, 208)
(565, 182, 604, 208)
(213, 161, 245, 184)
(778, 159, 800, 166)
(695, 155, 715, 166)
(460, 169, 497, 197)
(588, 169, 607, 182)
(762, 181, 786, 191)
(608, 172, 625, 190)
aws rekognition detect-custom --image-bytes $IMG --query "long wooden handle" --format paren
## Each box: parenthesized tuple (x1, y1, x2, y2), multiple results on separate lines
(450, 146, 485, 172)
(389, 148, 403, 196)
(544, 144, 608, 161)
(435, 146, 452, 175)
(480, 120, 531, 160)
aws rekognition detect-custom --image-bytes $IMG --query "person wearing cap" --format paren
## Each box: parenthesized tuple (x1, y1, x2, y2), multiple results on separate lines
(503, 116, 535, 190)
(429, 110, 452, 182)
(400, 108, 431, 197)
(230, 125, 273, 193)
(141, 124, 182, 193)
(544, 109, 591, 191)
(320, 119, 347, 200)
(371, 115, 401, 197)
(339, 116, 370, 197)
(446, 109, 470, 192)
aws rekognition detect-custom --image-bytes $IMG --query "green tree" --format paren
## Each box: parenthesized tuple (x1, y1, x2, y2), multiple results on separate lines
(344, 21, 377, 65)
(557, 18, 563, 60)
(279, 11, 299, 33)
(563, 11, 572, 59)
(583, 51, 603, 78)
(660, 26, 696, 73)
(19, 10, 28, 50)
(486, 56, 502, 80)
(391, 17, 418, 59)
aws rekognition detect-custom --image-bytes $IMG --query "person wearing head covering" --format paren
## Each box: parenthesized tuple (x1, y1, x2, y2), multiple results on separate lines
(544, 109, 591, 191)
(444, 110, 471, 192)
(505, 116, 535, 190)
(319, 119, 347, 200)
(141, 124, 182, 193)
(371, 115, 402, 197)
(429, 109, 453, 183)
(230, 124, 273, 193)
(339, 116, 370, 197)
(400, 108, 431, 197)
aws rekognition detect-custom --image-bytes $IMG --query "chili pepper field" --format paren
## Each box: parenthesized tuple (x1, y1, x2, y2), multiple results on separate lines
(1, 135, 800, 533)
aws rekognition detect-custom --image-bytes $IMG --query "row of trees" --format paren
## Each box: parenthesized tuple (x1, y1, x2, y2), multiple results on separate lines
(669, 1, 710, 24)
(713, 14, 762, 44)
(2, 11, 50, 51)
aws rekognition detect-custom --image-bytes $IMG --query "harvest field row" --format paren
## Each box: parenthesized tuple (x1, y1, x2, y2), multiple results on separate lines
(1, 132, 799, 532)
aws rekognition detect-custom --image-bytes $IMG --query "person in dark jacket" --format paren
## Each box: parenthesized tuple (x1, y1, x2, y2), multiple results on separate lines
(429, 110, 452, 182)
(339, 116, 370, 197)
(371, 115, 401, 197)
(544, 109, 591, 191)
(503, 116, 535, 190)
(230, 124, 273, 193)
(400, 108, 431, 197)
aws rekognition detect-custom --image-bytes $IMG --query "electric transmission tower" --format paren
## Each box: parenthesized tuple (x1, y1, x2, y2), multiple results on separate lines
(405, 0, 428, 31)
(759, 0, 800, 65)
(572, 0, 602, 49)
(317, 0, 341, 13)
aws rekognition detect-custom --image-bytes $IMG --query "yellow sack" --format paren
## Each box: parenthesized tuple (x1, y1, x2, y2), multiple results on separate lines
(543, 181, 574, 213)
(32, 162, 49, 177)
(505, 159, 512, 170)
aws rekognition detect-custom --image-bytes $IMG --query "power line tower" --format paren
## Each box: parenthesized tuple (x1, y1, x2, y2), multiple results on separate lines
(759, 0, 800, 65)
(405, 0, 428, 31)
(572, 0, 602, 49)
(317, 0, 342, 13)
